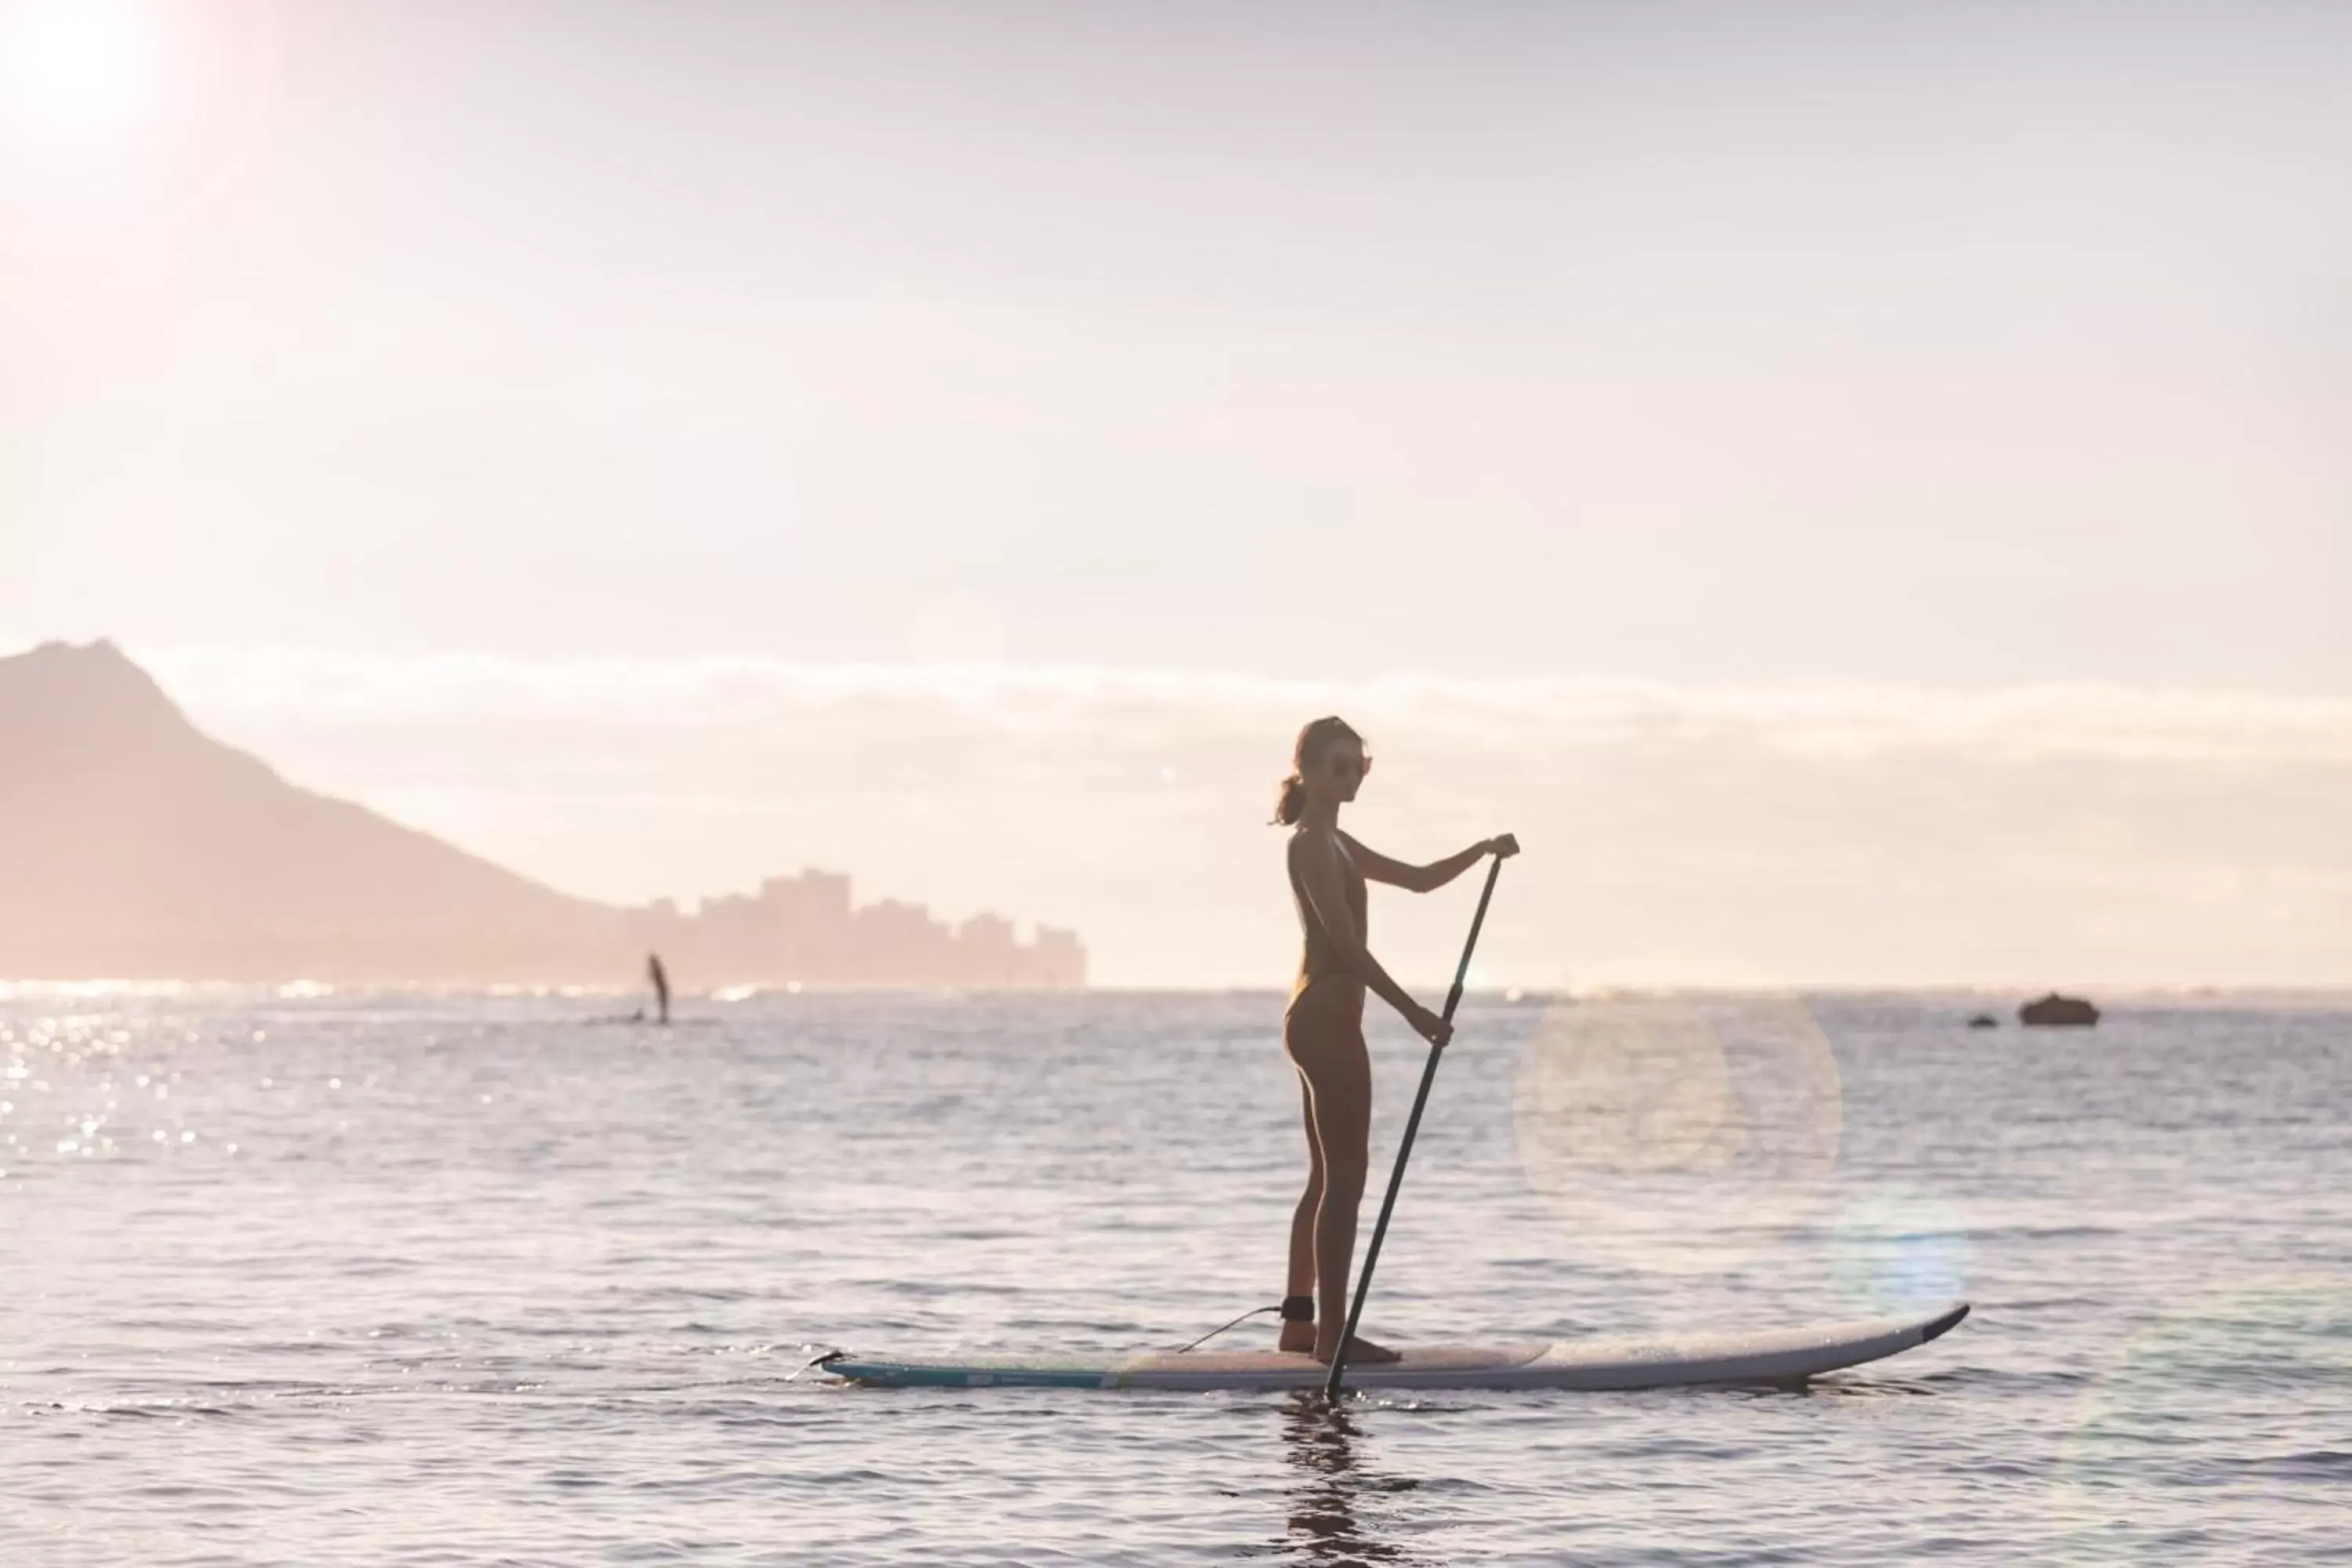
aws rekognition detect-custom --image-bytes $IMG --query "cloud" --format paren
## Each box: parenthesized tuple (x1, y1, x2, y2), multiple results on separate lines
(138, 645, 2352, 989)
(148, 644, 2352, 755)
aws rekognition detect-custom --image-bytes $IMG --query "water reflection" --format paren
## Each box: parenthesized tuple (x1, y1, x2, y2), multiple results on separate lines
(1276, 1396, 1424, 1566)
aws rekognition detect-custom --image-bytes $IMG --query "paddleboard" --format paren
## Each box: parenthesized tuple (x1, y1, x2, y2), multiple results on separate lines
(820, 1300, 1969, 1392)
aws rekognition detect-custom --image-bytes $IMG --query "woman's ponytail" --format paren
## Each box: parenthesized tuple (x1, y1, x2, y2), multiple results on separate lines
(1272, 771, 1307, 826)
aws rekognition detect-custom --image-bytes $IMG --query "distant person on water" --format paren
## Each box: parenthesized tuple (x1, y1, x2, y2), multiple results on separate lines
(1274, 716, 1516, 1363)
(647, 953, 670, 1025)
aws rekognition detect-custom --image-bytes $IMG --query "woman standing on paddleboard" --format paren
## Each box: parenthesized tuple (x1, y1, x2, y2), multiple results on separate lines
(1275, 716, 1516, 1363)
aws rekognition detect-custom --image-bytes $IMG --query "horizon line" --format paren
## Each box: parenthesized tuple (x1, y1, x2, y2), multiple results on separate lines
(4, 979, 2345, 1001)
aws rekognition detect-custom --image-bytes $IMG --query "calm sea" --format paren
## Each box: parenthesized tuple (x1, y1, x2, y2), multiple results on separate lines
(1, 990, 2345, 1565)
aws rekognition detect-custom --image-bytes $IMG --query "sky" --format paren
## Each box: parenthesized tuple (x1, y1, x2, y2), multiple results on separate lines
(3, 1, 2347, 986)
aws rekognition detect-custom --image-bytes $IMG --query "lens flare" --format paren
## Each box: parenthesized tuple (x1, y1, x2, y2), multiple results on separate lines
(2049, 1278, 2350, 1559)
(1824, 1186, 1970, 1311)
(1512, 993, 1842, 1277)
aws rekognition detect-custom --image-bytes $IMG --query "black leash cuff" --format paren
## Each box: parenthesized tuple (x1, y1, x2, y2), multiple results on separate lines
(1279, 1294, 1316, 1323)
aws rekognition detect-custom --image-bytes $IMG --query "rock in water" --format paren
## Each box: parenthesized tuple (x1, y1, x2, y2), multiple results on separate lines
(2020, 993, 2099, 1027)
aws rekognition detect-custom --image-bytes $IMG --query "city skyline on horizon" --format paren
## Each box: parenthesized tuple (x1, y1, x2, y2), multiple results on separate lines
(626, 864, 1086, 991)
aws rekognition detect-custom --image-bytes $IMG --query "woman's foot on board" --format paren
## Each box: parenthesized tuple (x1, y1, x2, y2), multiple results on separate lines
(1312, 1334, 1401, 1366)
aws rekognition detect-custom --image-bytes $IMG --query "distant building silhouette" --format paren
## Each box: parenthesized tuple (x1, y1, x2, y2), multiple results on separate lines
(622, 869, 1085, 990)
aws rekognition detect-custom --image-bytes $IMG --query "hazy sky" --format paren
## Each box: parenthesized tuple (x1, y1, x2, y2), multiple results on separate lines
(4, 2, 2347, 985)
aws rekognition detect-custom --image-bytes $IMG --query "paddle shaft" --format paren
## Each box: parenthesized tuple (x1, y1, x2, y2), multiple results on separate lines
(1323, 852, 1506, 1400)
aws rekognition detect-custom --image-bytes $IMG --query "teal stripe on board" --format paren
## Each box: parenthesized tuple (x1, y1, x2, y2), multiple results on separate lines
(825, 1360, 1113, 1389)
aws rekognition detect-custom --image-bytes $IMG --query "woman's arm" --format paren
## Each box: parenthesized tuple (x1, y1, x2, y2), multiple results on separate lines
(1293, 834, 1449, 1044)
(1341, 832, 1515, 894)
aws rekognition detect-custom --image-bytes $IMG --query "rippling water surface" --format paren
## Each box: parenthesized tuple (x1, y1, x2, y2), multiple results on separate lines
(2, 990, 2345, 1564)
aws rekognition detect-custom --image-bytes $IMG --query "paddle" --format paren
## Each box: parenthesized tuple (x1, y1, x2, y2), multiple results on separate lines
(1323, 849, 1508, 1401)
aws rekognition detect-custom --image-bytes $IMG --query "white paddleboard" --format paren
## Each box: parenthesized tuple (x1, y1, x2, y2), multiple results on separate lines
(820, 1300, 1968, 1392)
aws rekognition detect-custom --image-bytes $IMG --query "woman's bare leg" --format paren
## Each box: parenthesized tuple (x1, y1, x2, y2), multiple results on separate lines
(1280, 1070, 1321, 1353)
(1287, 993, 1399, 1365)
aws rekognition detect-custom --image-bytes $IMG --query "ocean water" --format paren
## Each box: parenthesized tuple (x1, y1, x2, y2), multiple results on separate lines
(1, 989, 2345, 1565)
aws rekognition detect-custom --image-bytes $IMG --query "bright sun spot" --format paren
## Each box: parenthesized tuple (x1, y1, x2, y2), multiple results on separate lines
(2, 0, 161, 143)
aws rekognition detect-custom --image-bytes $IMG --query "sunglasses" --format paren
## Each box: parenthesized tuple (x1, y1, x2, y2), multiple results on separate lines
(1324, 753, 1373, 778)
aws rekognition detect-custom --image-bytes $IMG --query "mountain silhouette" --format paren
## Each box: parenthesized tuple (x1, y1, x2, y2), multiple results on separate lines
(0, 640, 621, 983)
(1, 640, 1086, 989)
